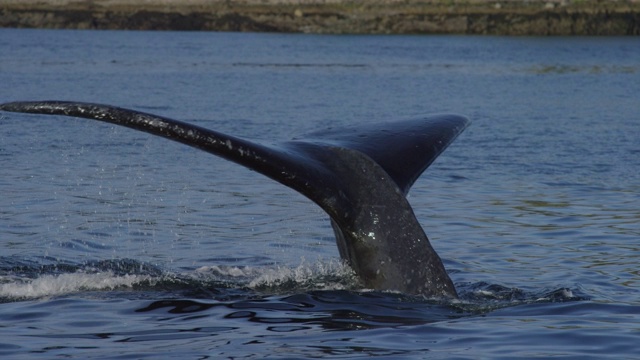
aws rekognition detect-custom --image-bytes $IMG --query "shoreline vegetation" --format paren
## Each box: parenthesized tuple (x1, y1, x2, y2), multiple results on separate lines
(1, 0, 639, 35)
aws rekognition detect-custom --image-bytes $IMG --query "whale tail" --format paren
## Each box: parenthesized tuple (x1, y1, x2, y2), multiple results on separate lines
(0, 101, 469, 298)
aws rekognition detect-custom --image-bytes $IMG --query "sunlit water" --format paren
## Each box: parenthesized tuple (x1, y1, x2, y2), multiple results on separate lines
(1, 29, 639, 358)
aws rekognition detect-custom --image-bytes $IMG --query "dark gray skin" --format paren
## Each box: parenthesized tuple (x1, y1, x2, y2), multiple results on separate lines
(0, 101, 469, 298)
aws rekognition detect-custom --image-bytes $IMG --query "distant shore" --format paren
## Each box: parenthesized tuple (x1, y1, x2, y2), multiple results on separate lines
(1, 0, 639, 35)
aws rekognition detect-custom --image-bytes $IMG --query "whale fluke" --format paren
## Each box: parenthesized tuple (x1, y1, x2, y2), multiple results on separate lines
(0, 101, 469, 298)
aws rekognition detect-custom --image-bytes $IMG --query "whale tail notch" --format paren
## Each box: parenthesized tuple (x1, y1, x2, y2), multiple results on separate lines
(0, 101, 469, 298)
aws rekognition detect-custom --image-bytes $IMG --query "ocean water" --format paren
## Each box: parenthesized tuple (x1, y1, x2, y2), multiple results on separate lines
(0, 29, 639, 358)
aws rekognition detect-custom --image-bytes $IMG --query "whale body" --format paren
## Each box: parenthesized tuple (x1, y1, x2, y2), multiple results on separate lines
(0, 101, 469, 298)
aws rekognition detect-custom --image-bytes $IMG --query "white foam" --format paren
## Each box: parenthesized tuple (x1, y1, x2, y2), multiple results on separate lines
(0, 259, 357, 300)
(194, 259, 357, 291)
(0, 271, 152, 299)
(194, 265, 258, 278)
(249, 259, 356, 290)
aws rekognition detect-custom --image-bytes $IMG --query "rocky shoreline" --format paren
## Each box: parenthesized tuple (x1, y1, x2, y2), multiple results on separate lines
(1, 0, 639, 35)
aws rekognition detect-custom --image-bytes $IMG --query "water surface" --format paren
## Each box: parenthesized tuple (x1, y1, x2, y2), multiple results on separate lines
(1, 29, 639, 358)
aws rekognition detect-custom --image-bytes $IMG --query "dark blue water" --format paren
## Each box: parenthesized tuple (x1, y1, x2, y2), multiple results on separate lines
(1, 29, 639, 358)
